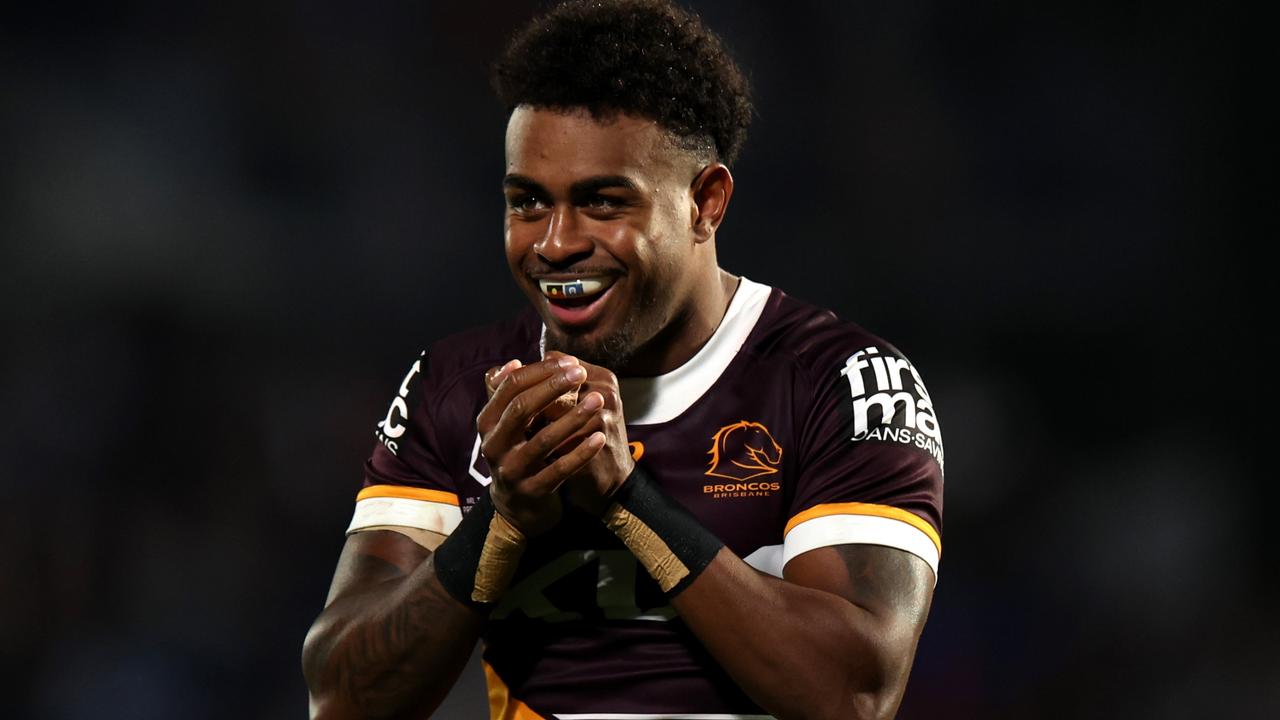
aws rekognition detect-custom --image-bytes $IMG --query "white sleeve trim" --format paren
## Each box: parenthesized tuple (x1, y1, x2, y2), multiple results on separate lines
(783, 514, 939, 580)
(742, 544, 785, 578)
(346, 497, 463, 536)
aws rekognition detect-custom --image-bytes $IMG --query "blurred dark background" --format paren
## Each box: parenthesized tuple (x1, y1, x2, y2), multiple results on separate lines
(1, 1, 1265, 718)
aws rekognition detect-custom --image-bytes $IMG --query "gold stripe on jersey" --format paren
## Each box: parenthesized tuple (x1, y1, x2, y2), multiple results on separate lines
(485, 661, 549, 720)
(784, 502, 941, 554)
(355, 484, 460, 506)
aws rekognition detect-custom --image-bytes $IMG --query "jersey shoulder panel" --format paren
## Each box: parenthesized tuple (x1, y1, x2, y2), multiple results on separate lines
(419, 307, 544, 396)
(747, 289, 946, 577)
(351, 309, 541, 536)
(741, 287, 900, 375)
(402, 306, 544, 469)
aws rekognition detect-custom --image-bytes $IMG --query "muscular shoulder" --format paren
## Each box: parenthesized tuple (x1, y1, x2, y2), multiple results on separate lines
(417, 308, 543, 400)
(741, 288, 906, 380)
(740, 289, 942, 464)
(374, 309, 541, 461)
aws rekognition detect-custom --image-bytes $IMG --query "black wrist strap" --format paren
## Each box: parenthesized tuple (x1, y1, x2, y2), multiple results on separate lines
(603, 465, 724, 598)
(432, 492, 525, 608)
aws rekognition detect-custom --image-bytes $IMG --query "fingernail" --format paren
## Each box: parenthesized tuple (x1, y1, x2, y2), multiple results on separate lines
(494, 359, 519, 381)
(581, 392, 603, 411)
(587, 431, 606, 447)
(557, 355, 578, 368)
(565, 365, 587, 382)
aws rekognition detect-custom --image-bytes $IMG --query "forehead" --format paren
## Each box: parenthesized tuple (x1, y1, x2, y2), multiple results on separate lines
(504, 106, 685, 187)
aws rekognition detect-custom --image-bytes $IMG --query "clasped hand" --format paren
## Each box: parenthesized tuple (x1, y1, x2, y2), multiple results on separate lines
(476, 353, 634, 536)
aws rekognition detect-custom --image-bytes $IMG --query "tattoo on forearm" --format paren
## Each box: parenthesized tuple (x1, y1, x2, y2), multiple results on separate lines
(340, 584, 442, 716)
(322, 557, 474, 717)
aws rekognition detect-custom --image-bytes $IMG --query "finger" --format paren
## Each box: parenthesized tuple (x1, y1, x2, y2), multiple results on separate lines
(525, 431, 606, 494)
(541, 382, 579, 423)
(491, 392, 601, 483)
(494, 358, 522, 385)
(576, 361, 624, 412)
(539, 352, 578, 419)
(489, 363, 587, 451)
(477, 356, 570, 433)
(549, 397, 611, 456)
(511, 390, 604, 467)
(575, 359, 615, 383)
(484, 367, 501, 400)
(485, 359, 521, 400)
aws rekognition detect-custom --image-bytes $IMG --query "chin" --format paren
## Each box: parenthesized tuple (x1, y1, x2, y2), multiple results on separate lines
(544, 323, 638, 371)
(534, 280, 663, 371)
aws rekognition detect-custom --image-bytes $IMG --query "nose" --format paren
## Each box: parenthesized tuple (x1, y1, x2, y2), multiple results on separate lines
(534, 205, 593, 267)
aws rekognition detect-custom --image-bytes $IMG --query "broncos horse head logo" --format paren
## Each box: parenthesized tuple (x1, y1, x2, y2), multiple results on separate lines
(706, 421, 783, 481)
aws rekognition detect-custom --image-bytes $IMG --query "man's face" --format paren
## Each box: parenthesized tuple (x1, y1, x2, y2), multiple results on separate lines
(503, 106, 704, 370)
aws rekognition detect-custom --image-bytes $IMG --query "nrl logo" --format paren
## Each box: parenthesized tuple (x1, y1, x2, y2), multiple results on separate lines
(705, 421, 783, 481)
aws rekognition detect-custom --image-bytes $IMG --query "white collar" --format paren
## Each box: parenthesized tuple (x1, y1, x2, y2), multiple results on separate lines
(538, 278, 771, 425)
(621, 277, 770, 425)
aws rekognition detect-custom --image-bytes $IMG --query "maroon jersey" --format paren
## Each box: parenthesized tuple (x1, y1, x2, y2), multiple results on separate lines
(349, 279, 944, 720)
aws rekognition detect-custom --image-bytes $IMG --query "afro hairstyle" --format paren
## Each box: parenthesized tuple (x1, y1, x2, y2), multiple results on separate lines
(492, 0, 753, 166)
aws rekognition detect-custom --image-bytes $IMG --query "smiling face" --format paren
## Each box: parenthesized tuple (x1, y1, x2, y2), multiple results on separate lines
(503, 106, 723, 373)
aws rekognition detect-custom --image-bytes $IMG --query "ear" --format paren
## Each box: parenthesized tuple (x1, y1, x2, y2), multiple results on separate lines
(689, 163, 734, 244)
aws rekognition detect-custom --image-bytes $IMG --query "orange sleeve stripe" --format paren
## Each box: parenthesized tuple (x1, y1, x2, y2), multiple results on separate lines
(785, 502, 941, 553)
(356, 485, 460, 506)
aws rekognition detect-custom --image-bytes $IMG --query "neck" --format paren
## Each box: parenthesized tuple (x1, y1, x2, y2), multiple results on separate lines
(618, 266, 739, 377)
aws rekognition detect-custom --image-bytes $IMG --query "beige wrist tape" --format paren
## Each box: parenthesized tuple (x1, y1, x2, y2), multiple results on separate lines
(603, 503, 689, 593)
(602, 466, 724, 597)
(472, 512, 526, 603)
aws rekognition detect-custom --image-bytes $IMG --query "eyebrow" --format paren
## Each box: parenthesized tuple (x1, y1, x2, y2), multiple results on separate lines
(502, 174, 642, 196)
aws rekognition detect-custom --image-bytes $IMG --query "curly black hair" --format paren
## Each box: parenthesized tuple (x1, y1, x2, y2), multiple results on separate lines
(492, 0, 753, 166)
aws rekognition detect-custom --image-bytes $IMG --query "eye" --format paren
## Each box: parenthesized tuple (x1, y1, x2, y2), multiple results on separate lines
(584, 194, 625, 211)
(507, 194, 548, 214)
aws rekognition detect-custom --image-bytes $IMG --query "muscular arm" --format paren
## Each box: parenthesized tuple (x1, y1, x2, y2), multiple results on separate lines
(302, 529, 483, 720)
(303, 356, 602, 719)
(672, 544, 934, 720)
(564, 359, 935, 719)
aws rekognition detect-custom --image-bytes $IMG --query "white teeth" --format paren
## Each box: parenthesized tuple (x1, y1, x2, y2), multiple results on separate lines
(539, 277, 613, 300)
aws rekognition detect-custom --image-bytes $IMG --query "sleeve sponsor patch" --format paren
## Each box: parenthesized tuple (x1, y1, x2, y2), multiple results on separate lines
(839, 346, 944, 474)
(375, 351, 425, 456)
